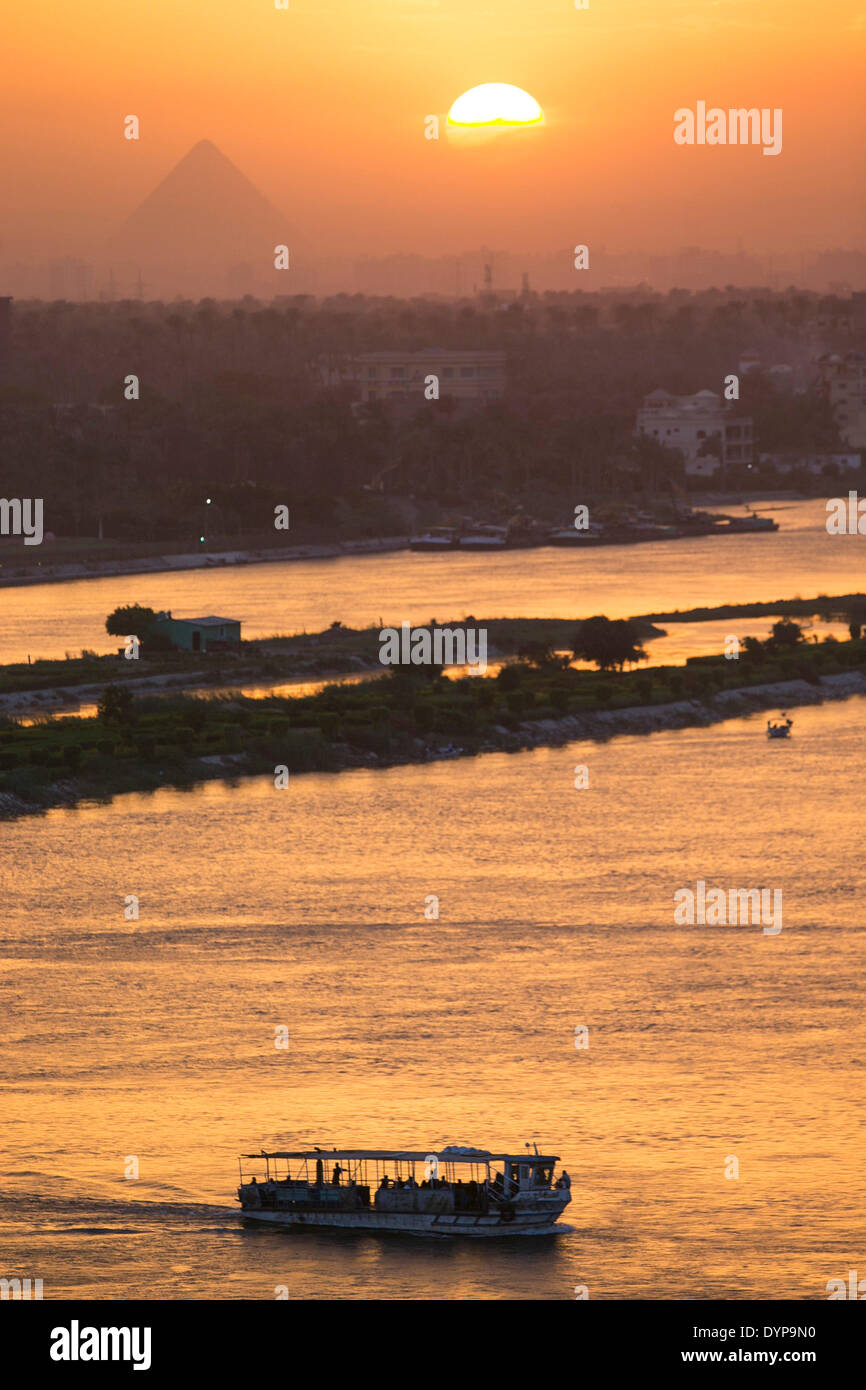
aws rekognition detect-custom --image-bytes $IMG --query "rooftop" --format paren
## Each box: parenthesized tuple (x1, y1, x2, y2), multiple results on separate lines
(158, 615, 240, 627)
(244, 1147, 559, 1164)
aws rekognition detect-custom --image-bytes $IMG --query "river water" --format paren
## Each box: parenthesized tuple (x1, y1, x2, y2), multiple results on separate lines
(0, 499, 862, 666)
(2, 695, 864, 1299)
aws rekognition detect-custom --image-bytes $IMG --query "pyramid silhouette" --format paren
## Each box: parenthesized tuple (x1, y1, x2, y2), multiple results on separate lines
(109, 139, 295, 281)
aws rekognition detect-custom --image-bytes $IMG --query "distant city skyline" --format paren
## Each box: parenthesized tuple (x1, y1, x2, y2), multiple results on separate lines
(3, 0, 863, 282)
(2, 132, 864, 299)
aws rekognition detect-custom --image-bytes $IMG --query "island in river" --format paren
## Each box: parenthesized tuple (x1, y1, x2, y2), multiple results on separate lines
(1, 612, 864, 821)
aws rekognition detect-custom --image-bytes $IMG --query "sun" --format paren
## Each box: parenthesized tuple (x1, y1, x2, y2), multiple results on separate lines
(447, 83, 543, 128)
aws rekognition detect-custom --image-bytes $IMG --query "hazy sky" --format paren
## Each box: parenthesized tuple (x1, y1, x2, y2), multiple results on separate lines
(4, 0, 864, 260)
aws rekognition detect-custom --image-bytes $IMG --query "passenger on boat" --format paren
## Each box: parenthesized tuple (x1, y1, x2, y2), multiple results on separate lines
(556, 1170, 571, 1189)
(331, 1164, 344, 1185)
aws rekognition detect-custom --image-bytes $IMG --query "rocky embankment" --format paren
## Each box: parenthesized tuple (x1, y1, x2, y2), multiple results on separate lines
(478, 672, 866, 750)
(1, 671, 863, 822)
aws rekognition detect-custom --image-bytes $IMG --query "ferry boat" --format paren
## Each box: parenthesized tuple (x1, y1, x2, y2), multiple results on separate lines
(237, 1143, 572, 1237)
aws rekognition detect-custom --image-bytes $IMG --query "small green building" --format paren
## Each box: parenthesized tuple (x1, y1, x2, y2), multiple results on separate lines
(153, 611, 241, 653)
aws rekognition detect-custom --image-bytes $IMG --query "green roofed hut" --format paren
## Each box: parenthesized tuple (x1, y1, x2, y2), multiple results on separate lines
(153, 611, 241, 653)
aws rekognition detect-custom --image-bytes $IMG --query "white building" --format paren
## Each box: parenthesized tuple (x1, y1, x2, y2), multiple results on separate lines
(635, 389, 753, 477)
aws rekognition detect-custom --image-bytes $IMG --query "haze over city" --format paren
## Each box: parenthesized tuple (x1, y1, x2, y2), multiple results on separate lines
(3, 0, 865, 296)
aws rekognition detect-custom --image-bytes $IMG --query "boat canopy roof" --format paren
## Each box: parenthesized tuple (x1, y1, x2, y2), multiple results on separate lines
(242, 1147, 559, 1164)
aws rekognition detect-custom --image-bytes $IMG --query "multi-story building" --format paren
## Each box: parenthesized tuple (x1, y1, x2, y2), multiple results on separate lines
(635, 389, 753, 477)
(816, 352, 866, 447)
(351, 349, 506, 406)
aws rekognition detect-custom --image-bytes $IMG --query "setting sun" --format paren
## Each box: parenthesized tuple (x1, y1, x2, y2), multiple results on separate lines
(447, 82, 543, 127)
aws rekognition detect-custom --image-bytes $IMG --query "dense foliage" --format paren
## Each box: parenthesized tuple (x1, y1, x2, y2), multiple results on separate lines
(0, 287, 857, 546)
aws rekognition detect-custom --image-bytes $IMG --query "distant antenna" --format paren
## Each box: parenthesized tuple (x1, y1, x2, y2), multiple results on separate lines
(483, 262, 493, 292)
(521, 271, 530, 297)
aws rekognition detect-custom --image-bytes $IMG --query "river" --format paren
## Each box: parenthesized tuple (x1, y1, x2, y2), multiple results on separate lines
(2, 694, 863, 1299)
(0, 499, 862, 666)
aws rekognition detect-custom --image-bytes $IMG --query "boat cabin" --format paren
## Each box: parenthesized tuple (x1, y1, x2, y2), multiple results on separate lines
(238, 1145, 568, 1218)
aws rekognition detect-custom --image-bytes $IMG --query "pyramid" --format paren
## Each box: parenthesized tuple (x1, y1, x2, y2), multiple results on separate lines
(107, 140, 297, 290)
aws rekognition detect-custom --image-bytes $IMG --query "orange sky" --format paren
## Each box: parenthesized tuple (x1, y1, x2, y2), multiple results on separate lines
(3, 0, 864, 259)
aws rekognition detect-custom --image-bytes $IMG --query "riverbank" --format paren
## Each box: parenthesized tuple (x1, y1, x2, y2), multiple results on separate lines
(0, 536, 410, 588)
(1, 634, 863, 820)
(638, 594, 866, 623)
(0, 494, 804, 590)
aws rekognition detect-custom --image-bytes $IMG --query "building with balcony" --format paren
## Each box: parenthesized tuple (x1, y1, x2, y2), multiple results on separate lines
(635, 388, 753, 477)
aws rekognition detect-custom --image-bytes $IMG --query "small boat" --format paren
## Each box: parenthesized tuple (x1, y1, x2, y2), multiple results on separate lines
(237, 1143, 572, 1237)
(408, 527, 458, 552)
(767, 712, 793, 739)
(457, 525, 507, 551)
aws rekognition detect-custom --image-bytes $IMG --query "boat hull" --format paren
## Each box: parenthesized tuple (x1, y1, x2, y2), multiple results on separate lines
(240, 1207, 567, 1237)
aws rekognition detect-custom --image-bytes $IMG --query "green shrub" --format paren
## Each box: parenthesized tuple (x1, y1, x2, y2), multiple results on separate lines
(496, 663, 523, 691)
(412, 702, 434, 731)
(317, 712, 341, 740)
(505, 688, 531, 714)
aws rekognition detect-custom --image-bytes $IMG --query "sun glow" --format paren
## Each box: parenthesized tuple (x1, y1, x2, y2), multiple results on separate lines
(447, 83, 543, 127)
